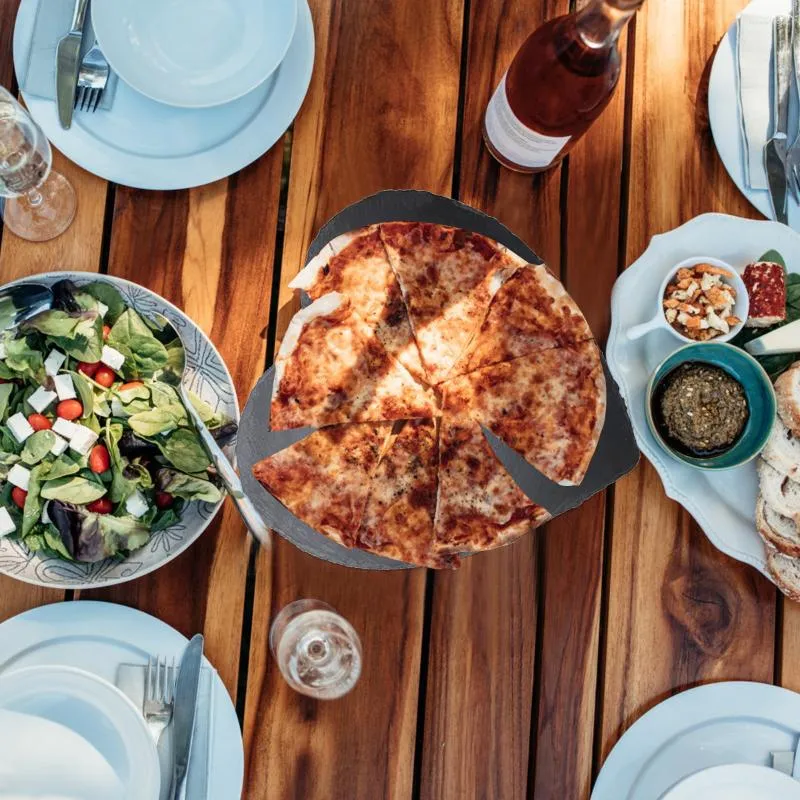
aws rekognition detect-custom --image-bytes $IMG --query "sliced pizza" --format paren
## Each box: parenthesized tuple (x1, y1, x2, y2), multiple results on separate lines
(379, 222, 520, 384)
(252, 422, 393, 547)
(356, 419, 459, 568)
(289, 226, 427, 381)
(448, 264, 594, 379)
(271, 292, 436, 430)
(441, 341, 606, 486)
(434, 408, 550, 554)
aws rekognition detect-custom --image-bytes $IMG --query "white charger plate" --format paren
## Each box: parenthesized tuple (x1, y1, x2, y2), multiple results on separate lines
(0, 601, 244, 799)
(12, 0, 314, 189)
(91, 0, 298, 109)
(606, 213, 800, 579)
(592, 682, 800, 799)
(0, 666, 160, 799)
(708, 0, 800, 229)
(664, 764, 800, 799)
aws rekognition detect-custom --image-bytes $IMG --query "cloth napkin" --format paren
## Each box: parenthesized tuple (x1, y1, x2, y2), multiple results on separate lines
(19, 0, 118, 110)
(737, 0, 789, 190)
(116, 663, 215, 800)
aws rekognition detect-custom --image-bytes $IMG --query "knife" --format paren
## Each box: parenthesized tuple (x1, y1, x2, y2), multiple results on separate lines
(55, 0, 90, 129)
(765, 16, 793, 225)
(169, 634, 204, 800)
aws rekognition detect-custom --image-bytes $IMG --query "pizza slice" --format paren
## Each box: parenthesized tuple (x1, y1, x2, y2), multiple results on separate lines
(434, 408, 550, 554)
(271, 292, 436, 430)
(356, 419, 459, 568)
(252, 422, 394, 547)
(441, 341, 606, 486)
(289, 226, 427, 381)
(379, 222, 520, 384)
(447, 264, 595, 379)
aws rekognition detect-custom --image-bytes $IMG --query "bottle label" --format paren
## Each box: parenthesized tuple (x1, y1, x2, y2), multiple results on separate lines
(484, 74, 571, 168)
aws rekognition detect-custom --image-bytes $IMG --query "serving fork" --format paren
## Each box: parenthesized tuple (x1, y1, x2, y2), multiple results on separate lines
(143, 655, 176, 743)
(74, 41, 110, 114)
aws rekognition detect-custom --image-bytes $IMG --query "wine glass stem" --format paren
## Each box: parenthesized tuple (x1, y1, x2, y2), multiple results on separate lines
(25, 188, 43, 207)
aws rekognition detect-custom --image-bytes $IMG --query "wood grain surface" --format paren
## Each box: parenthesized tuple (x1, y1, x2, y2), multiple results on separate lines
(0, 0, 792, 798)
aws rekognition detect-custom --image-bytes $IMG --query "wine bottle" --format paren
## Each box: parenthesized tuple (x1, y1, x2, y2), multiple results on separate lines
(483, 0, 644, 173)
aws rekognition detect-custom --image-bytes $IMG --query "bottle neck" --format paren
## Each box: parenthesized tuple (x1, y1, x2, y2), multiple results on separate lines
(575, 0, 642, 48)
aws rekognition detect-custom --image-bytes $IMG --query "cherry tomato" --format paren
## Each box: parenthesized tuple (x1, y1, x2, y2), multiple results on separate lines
(94, 366, 116, 388)
(11, 487, 27, 509)
(87, 498, 113, 514)
(88, 444, 110, 474)
(155, 491, 174, 509)
(102, 325, 111, 340)
(77, 361, 100, 378)
(27, 414, 52, 431)
(118, 381, 143, 392)
(56, 399, 83, 420)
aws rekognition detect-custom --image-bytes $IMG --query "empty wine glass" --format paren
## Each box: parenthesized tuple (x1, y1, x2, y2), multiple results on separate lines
(269, 600, 362, 700)
(0, 87, 76, 242)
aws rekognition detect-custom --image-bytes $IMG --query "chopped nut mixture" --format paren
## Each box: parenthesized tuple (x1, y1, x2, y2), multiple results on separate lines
(663, 263, 741, 341)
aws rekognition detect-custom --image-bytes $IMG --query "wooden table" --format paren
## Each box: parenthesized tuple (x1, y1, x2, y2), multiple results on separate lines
(0, 0, 789, 797)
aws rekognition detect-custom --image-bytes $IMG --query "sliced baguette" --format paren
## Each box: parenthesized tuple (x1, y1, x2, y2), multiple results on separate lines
(756, 494, 800, 557)
(775, 361, 800, 439)
(758, 459, 800, 523)
(767, 550, 800, 602)
(762, 420, 800, 480)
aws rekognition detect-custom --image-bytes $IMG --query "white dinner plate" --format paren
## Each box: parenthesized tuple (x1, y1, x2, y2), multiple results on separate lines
(592, 682, 800, 799)
(0, 601, 244, 799)
(606, 212, 800, 580)
(0, 665, 160, 798)
(663, 764, 800, 799)
(91, 0, 298, 109)
(0, 708, 126, 798)
(708, 0, 800, 229)
(12, 0, 314, 189)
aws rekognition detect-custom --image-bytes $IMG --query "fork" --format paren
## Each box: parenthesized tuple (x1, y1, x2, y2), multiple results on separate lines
(143, 655, 176, 744)
(786, 0, 800, 200)
(74, 41, 110, 114)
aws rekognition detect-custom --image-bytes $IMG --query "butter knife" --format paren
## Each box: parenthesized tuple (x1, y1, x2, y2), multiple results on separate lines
(765, 16, 793, 225)
(55, 0, 90, 129)
(169, 634, 204, 800)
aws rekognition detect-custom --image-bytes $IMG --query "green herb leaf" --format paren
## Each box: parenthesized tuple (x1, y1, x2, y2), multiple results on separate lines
(21, 430, 56, 465)
(40, 475, 107, 504)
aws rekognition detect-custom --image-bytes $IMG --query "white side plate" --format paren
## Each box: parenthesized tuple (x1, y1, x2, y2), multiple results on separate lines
(663, 764, 800, 800)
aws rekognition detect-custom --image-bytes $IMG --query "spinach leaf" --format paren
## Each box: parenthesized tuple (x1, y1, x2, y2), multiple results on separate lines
(0, 451, 20, 480)
(98, 514, 150, 554)
(82, 281, 126, 324)
(148, 381, 180, 408)
(116, 384, 150, 404)
(68, 370, 95, 418)
(43, 525, 73, 560)
(128, 405, 186, 437)
(23, 532, 47, 552)
(107, 309, 169, 379)
(22, 464, 48, 537)
(0, 384, 14, 420)
(40, 475, 107, 504)
(151, 502, 183, 532)
(157, 468, 221, 503)
(4, 335, 44, 380)
(758, 249, 787, 268)
(21, 430, 56, 465)
(155, 429, 210, 474)
(47, 453, 82, 480)
(24, 310, 103, 362)
(187, 390, 225, 427)
(106, 421, 147, 503)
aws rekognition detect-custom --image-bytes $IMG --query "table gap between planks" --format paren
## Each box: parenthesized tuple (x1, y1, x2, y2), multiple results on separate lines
(0, 0, 786, 798)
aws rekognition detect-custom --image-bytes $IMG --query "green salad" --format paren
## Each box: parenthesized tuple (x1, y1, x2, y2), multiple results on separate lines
(0, 279, 235, 563)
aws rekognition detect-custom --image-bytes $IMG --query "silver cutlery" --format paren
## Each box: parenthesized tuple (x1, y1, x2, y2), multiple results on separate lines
(55, 0, 90, 129)
(170, 634, 204, 800)
(765, 15, 793, 225)
(143, 656, 176, 744)
(75, 41, 110, 114)
(0, 283, 53, 331)
(787, 0, 800, 199)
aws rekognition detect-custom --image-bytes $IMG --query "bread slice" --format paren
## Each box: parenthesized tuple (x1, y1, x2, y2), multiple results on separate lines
(758, 459, 800, 523)
(775, 362, 800, 438)
(767, 550, 800, 602)
(756, 494, 800, 556)
(762, 420, 800, 480)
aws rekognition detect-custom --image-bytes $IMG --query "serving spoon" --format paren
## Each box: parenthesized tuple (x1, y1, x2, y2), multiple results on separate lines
(0, 283, 53, 330)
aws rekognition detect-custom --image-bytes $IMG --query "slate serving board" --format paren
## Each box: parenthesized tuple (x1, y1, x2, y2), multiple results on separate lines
(235, 190, 640, 570)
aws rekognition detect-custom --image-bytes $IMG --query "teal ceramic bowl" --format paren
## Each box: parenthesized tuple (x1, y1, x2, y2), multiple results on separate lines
(646, 342, 776, 470)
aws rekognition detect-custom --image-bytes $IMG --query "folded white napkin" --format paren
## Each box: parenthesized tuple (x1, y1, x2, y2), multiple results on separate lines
(737, 0, 789, 190)
(116, 663, 214, 800)
(19, 0, 118, 110)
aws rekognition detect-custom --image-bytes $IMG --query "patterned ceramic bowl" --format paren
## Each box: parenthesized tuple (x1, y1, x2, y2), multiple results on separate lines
(0, 272, 238, 589)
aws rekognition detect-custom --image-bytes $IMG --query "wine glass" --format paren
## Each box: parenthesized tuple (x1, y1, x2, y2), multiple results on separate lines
(269, 600, 362, 699)
(0, 87, 76, 242)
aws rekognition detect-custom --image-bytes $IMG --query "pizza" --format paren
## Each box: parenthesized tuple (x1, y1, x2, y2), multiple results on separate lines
(356, 419, 459, 569)
(379, 222, 521, 384)
(270, 292, 436, 430)
(252, 422, 393, 547)
(435, 409, 550, 554)
(290, 226, 427, 381)
(448, 264, 594, 379)
(441, 341, 606, 486)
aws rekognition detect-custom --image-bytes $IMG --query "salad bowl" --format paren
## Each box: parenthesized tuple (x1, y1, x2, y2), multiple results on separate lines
(0, 272, 239, 589)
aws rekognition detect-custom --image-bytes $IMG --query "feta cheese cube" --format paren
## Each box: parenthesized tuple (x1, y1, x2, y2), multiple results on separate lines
(125, 490, 149, 519)
(41, 502, 50, 525)
(52, 417, 79, 439)
(27, 386, 57, 414)
(0, 507, 15, 538)
(53, 373, 76, 401)
(50, 434, 69, 456)
(8, 464, 31, 491)
(69, 425, 99, 456)
(7, 412, 34, 443)
(96, 301, 109, 318)
(101, 345, 125, 372)
(44, 349, 67, 377)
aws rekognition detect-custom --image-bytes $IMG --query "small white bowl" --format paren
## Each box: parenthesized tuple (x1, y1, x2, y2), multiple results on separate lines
(626, 256, 749, 344)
